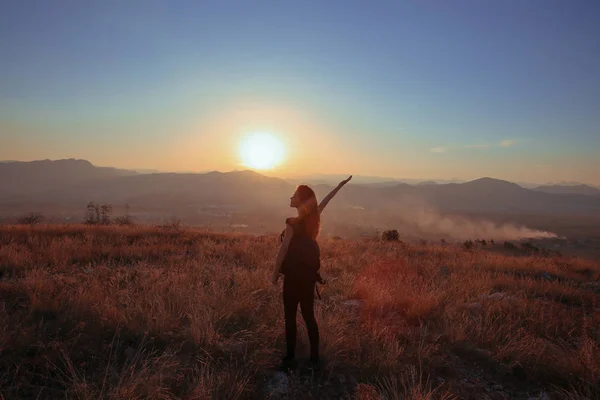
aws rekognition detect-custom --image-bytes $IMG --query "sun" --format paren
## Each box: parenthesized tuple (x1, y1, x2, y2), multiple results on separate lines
(239, 132, 285, 170)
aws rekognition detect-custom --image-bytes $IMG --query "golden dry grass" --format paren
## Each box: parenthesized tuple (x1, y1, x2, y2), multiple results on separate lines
(0, 224, 599, 399)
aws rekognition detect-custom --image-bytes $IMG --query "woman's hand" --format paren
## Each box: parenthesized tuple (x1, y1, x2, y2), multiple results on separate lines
(339, 175, 352, 186)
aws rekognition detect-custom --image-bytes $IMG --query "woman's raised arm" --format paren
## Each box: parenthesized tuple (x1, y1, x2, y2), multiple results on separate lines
(318, 175, 352, 214)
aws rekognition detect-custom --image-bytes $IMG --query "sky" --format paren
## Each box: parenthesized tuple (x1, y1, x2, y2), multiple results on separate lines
(1, 0, 599, 185)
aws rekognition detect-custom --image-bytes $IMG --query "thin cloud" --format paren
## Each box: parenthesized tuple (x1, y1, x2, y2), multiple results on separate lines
(430, 147, 448, 153)
(498, 139, 516, 147)
(430, 139, 516, 153)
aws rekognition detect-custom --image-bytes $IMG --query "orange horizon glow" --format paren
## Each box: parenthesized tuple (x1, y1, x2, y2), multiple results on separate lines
(3, 98, 599, 186)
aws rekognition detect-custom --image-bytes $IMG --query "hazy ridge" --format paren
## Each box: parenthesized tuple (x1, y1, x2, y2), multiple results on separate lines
(2, 159, 600, 242)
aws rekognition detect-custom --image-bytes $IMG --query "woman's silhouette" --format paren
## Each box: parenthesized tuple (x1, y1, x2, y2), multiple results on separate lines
(271, 176, 352, 369)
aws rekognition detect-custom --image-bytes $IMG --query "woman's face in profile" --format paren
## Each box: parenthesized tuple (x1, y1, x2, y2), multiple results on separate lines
(290, 190, 301, 208)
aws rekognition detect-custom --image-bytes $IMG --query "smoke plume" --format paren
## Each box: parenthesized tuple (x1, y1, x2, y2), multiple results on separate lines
(351, 201, 560, 241)
(400, 206, 558, 240)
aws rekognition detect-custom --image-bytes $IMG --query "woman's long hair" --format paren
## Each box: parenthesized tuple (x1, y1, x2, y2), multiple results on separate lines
(294, 185, 320, 240)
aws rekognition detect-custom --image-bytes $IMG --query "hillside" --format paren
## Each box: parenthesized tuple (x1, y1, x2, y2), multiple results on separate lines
(0, 159, 137, 198)
(0, 225, 598, 399)
(0, 160, 292, 209)
(2, 160, 600, 233)
(533, 184, 600, 196)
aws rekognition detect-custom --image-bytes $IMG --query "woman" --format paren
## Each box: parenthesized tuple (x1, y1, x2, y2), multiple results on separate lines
(271, 176, 352, 368)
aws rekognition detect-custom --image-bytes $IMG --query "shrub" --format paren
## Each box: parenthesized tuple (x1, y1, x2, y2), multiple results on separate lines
(114, 215, 135, 226)
(114, 204, 134, 226)
(521, 242, 540, 253)
(157, 217, 183, 231)
(382, 229, 399, 241)
(17, 212, 44, 225)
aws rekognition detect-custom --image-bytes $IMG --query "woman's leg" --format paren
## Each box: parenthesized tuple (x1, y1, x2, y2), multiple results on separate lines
(283, 285, 299, 359)
(299, 284, 320, 362)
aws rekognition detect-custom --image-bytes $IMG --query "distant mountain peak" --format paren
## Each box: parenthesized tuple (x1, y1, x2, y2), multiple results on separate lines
(6, 158, 95, 168)
(0, 158, 136, 197)
(416, 180, 437, 186)
(464, 177, 522, 188)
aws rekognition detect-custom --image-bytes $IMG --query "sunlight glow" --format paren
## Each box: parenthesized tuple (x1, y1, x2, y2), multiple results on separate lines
(239, 132, 285, 170)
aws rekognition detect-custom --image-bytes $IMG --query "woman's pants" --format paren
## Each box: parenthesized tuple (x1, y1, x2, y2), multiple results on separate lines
(283, 279, 319, 361)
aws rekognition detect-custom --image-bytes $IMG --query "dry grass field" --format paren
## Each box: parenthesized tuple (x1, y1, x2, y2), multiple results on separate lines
(0, 225, 599, 399)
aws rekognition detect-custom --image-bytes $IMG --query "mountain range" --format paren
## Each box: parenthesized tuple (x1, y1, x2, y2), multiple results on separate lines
(1, 159, 599, 221)
(532, 184, 600, 196)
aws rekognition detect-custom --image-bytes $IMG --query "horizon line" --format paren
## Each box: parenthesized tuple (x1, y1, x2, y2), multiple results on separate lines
(3, 157, 600, 189)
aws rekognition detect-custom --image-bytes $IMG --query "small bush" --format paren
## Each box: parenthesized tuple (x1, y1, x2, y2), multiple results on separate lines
(114, 215, 135, 226)
(382, 229, 399, 241)
(504, 241, 517, 250)
(114, 204, 134, 226)
(17, 212, 44, 225)
(157, 217, 183, 231)
(463, 239, 474, 249)
(521, 242, 540, 253)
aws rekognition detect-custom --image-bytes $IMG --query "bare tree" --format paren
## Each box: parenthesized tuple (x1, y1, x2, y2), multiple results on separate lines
(85, 202, 113, 225)
(100, 204, 112, 225)
(85, 202, 98, 225)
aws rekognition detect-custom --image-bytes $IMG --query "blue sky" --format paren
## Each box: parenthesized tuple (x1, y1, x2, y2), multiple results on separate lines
(1, 0, 599, 184)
